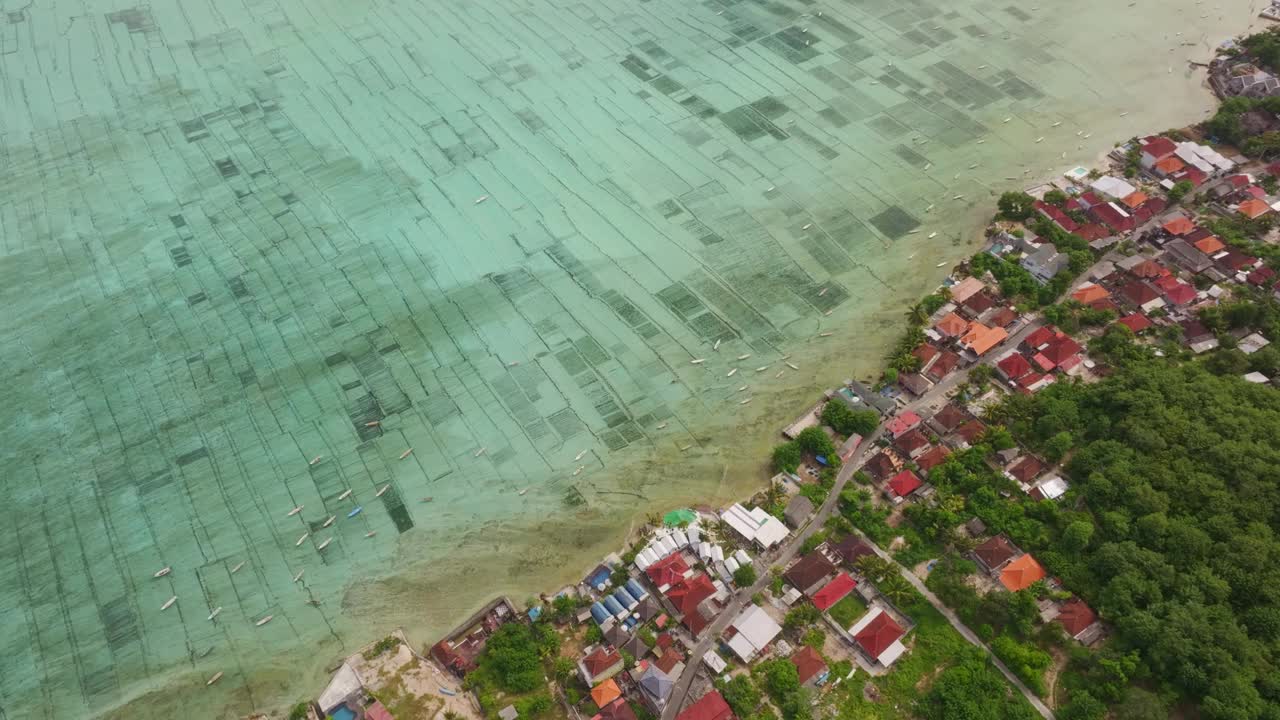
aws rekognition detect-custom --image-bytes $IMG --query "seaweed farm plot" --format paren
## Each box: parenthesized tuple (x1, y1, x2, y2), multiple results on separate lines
(0, 0, 1245, 716)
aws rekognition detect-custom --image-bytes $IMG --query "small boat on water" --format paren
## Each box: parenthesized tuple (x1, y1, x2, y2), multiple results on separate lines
(161, 596, 178, 611)
(309, 456, 323, 466)
(507, 360, 519, 367)
(818, 332, 833, 337)
(376, 484, 391, 497)
(1119, 111, 1128, 117)
(1083, 133, 1092, 139)
(317, 538, 332, 551)
(1003, 117, 1011, 123)
(1051, 121, 1062, 127)
(739, 398, 752, 405)
(256, 615, 273, 627)
(978, 64, 988, 69)
(924, 163, 932, 170)
(573, 465, 584, 476)
(287, 505, 304, 517)
(925, 204, 934, 212)
(952, 195, 964, 200)
(680, 444, 692, 451)
(656, 422, 668, 430)
(775, 370, 784, 378)
(207, 672, 223, 686)
(1035, 137, 1044, 143)
(936, 261, 948, 268)
(737, 353, 751, 360)
(295, 532, 310, 547)
(818, 287, 828, 297)
(347, 506, 363, 518)
(690, 358, 705, 365)
(365, 421, 381, 427)
(208, 607, 222, 621)
(928, 232, 938, 239)
(399, 448, 413, 460)
(293, 570, 305, 583)
(231, 561, 245, 574)
(968, 163, 978, 169)
(726, 368, 738, 377)
(366, 531, 377, 538)
(824, 310, 832, 316)
(786, 361, 798, 371)
(801, 223, 812, 230)
(755, 366, 768, 372)
(154, 566, 171, 579)
(574, 449, 587, 461)
(518, 488, 529, 496)
(420, 497, 433, 503)
(475, 195, 489, 204)
(473, 447, 486, 458)
(738, 385, 748, 392)
(322, 515, 336, 528)
(337, 488, 353, 501)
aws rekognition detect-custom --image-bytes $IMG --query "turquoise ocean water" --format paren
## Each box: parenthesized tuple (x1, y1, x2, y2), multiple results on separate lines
(0, 0, 1256, 716)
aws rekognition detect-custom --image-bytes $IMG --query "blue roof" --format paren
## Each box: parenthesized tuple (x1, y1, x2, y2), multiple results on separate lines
(585, 566, 612, 588)
(625, 579, 649, 601)
(603, 596, 625, 616)
(613, 588, 637, 609)
(590, 603, 611, 625)
(527, 606, 542, 621)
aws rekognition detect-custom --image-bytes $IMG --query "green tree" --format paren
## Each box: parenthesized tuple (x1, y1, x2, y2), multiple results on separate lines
(733, 564, 757, 587)
(998, 191, 1036, 221)
(772, 442, 802, 473)
(783, 604, 819, 630)
(1062, 520, 1095, 554)
(1166, 179, 1194, 203)
(821, 402, 879, 436)
(481, 623, 545, 693)
(717, 673, 761, 717)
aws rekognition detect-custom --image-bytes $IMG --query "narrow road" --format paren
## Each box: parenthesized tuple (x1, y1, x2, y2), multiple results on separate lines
(664, 317, 1055, 719)
(661, 424, 883, 720)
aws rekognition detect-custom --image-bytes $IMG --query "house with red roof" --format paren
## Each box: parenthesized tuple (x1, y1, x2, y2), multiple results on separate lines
(1089, 201, 1135, 233)
(1238, 198, 1271, 219)
(1161, 216, 1196, 236)
(850, 609, 908, 666)
(1154, 276, 1197, 305)
(894, 428, 931, 459)
(1117, 313, 1152, 333)
(1153, 155, 1186, 177)
(365, 702, 394, 720)
(646, 554, 691, 591)
(1005, 455, 1045, 484)
(935, 312, 970, 338)
(1248, 266, 1277, 286)
(952, 419, 987, 448)
(1194, 235, 1226, 254)
(675, 691, 734, 720)
(594, 698, 639, 720)
(1034, 201, 1079, 232)
(973, 535, 1019, 573)
(912, 343, 939, 371)
(1129, 259, 1169, 279)
(997, 353, 1033, 382)
(1039, 334, 1083, 371)
(886, 470, 923, 501)
(1018, 372, 1055, 393)
(885, 410, 922, 439)
(987, 307, 1019, 329)
(1055, 598, 1101, 644)
(916, 445, 952, 474)
(1070, 283, 1109, 305)
(929, 404, 970, 434)
(863, 451, 900, 481)
(1023, 325, 1056, 352)
(1139, 135, 1178, 168)
(579, 646, 625, 685)
(811, 572, 857, 612)
(1118, 280, 1165, 313)
(999, 554, 1047, 592)
(926, 350, 962, 382)
(790, 645, 830, 687)
(667, 574, 715, 618)
(784, 552, 837, 596)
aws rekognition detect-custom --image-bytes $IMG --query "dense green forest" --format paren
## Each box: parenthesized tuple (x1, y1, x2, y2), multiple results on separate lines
(981, 354, 1280, 719)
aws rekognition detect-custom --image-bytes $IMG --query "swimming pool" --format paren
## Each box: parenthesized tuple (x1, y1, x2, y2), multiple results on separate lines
(330, 705, 356, 720)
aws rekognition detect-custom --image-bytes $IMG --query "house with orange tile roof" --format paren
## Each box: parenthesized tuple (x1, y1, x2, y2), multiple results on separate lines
(1153, 155, 1186, 177)
(1161, 215, 1196, 236)
(1193, 235, 1226, 254)
(1120, 191, 1148, 209)
(999, 554, 1046, 592)
(959, 322, 1007, 356)
(934, 312, 969, 338)
(592, 678, 623, 708)
(1070, 283, 1109, 304)
(949, 276, 986, 304)
(1238, 198, 1271, 219)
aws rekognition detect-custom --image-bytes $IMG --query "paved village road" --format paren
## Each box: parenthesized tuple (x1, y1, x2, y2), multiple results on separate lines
(663, 316, 1056, 719)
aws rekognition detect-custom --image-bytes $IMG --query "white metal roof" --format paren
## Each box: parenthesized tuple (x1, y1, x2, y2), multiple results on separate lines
(730, 605, 782, 656)
(317, 662, 363, 713)
(733, 549, 751, 566)
(877, 639, 908, 666)
(702, 651, 727, 674)
(1037, 476, 1068, 500)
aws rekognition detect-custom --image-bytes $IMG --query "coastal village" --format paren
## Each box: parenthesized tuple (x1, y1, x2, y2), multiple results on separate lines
(287, 30, 1280, 720)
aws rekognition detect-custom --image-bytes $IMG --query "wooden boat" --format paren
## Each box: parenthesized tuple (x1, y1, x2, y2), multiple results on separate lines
(736, 354, 751, 361)
(726, 368, 738, 377)
(712, 339, 721, 350)
(755, 366, 768, 372)
(690, 358, 705, 365)
(256, 615, 273, 627)
(818, 332, 833, 337)
(474, 447, 486, 457)
(775, 370, 785, 378)
(739, 398, 752, 405)
(317, 538, 332, 550)
(206, 672, 223, 686)
(928, 232, 937, 239)
(572, 466, 584, 476)
(818, 287, 828, 297)
(295, 532, 310, 547)
(656, 422, 668, 429)
(309, 456, 323, 466)
(801, 223, 812, 230)
(154, 566, 171, 578)
(292, 570, 305, 583)
(322, 515, 336, 528)
(346, 506, 363, 518)
(376, 484, 391, 497)
(337, 489, 353, 501)
(208, 607, 222, 621)
(574, 450, 587, 461)
(518, 488, 529, 496)
(366, 531, 377, 538)
(365, 421, 380, 427)
(287, 505, 304, 517)
(786, 361, 799, 370)
(161, 596, 177, 611)
(475, 195, 489, 204)
(231, 561, 245, 574)
(399, 448, 413, 460)
(420, 497, 434, 503)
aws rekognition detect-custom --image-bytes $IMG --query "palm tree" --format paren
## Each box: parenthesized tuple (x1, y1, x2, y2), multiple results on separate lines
(878, 574, 915, 608)
(644, 512, 661, 529)
(764, 481, 784, 508)
(855, 555, 896, 584)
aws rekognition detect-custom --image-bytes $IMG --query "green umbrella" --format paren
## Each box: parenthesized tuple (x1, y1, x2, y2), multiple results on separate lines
(662, 508, 697, 527)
